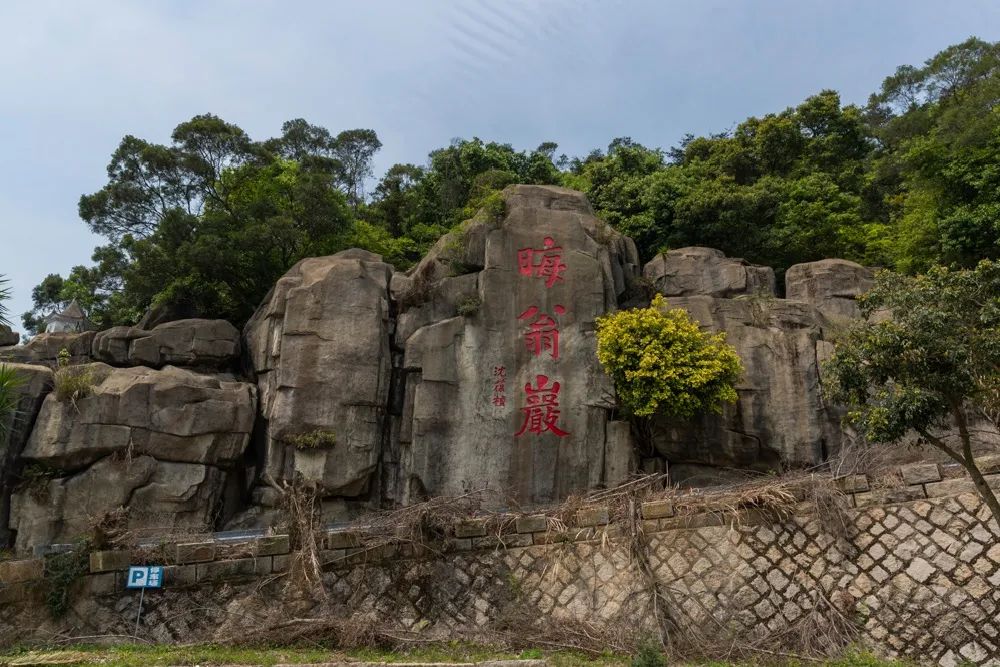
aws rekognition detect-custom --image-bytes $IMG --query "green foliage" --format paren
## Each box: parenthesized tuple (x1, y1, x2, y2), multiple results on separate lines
(566, 92, 874, 277)
(824, 261, 1000, 517)
(286, 430, 337, 451)
(824, 261, 1000, 443)
(595, 294, 743, 418)
(629, 639, 666, 667)
(456, 296, 481, 317)
(25, 38, 1000, 331)
(54, 365, 95, 403)
(43, 540, 91, 618)
(0, 363, 24, 441)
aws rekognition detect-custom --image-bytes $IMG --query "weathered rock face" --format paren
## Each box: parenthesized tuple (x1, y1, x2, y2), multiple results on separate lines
(6, 185, 896, 549)
(22, 364, 255, 470)
(0, 363, 53, 546)
(92, 319, 240, 369)
(11, 455, 223, 550)
(390, 185, 640, 506)
(244, 249, 394, 499)
(649, 295, 839, 475)
(0, 331, 95, 367)
(785, 259, 875, 322)
(9, 364, 254, 551)
(0, 324, 18, 347)
(643, 247, 775, 298)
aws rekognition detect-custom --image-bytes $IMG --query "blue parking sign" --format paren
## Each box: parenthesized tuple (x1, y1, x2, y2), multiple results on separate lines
(126, 566, 163, 589)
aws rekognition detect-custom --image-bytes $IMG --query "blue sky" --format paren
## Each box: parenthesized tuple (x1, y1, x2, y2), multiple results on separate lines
(2, 0, 999, 330)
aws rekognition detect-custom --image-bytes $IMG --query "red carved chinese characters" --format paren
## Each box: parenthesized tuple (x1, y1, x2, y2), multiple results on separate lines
(515, 374, 569, 437)
(492, 365, 507, 406)
(518, 305, 566, 359)
(517, 236, 567, 288)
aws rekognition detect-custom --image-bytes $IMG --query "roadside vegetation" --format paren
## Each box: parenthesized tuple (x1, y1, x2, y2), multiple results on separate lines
(0, 643, 916, 667)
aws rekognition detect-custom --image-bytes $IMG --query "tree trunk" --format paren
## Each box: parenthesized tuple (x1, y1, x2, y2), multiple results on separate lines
(918, 408, 1000, 534)
(954, 405, 1000, 531)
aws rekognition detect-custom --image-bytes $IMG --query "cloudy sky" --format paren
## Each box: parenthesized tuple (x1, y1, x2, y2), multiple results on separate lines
(2, 0, 998, 328)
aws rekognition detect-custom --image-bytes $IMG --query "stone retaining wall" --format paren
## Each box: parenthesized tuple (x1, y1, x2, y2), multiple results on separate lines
(2, 462, 999, 666)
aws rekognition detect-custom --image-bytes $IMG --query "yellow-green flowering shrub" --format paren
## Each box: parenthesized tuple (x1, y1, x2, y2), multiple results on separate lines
(595, 294, 743, 418)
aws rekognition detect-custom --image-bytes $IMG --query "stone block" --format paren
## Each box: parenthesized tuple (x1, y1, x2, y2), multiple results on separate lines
(173, 541, 216, 564)
(900, 463, 941, 485)
(272, 554, 290, 573)
(89, 550, 132, 573)
(835, 474, 869, 493)
(575, 506, 609, 527)
(455, 519, 489, 538)
(0, 558, 44, 584)
(324, 530, 361, 550)
(925, 478, 978, 498)
(533, 531, 571, 545)
(660, 513, 725, 530)
(871, 486, 927, 505)
(162, 564, 198, 587)
(198, 557, 269, 581)
(515, 515, 548, 534)
(641, 519, 662, 533)
(641, 499, 674, 519)
(256, 534, 291, 556)
(976, 455, 1000, 475)
(472, 533, 532, 550)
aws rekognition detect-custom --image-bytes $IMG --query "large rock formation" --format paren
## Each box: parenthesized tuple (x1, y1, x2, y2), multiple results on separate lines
(644, 247, 775, 298)
(244, 249, 394, 500)
(0, 324, 18, 347)
(641, 251, 878, 482)
(4, 184, 897, 551)
(0, 331, 95, 367)
(785, 258, 875, 323)
(92, 319, 240, 369)
(10, 364, 255, 551)
(10, 456, 224, 549)
(649, 296, 834, 477)
(390, 185, 640, 506)
(22, 364, 255, 469)
(0, 363, 53, 546)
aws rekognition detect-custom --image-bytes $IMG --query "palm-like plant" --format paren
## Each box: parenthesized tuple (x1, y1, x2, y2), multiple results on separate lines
(0, 274, 10, 326)
(0, 275, 20, 438)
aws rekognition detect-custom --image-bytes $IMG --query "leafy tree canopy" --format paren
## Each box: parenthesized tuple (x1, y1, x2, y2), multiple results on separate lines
(23, 37, 1000, 332)
(823, 260, 1000, 519)
(595, 294, 743, 419)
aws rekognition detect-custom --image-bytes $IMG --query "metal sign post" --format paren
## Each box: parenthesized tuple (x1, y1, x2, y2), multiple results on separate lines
(126, 565, 163, 637)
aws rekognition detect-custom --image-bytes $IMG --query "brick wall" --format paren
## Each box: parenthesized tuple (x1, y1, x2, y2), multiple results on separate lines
(2, 461, 999, 666)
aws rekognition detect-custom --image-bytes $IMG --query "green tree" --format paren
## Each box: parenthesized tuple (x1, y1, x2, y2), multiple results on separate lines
(595, 294, 743, 419)
(823, 261, 1000, 521)
(866, 37, 1000, 272)
(26, 116, 367, 330)
(331, 129, 382, 206)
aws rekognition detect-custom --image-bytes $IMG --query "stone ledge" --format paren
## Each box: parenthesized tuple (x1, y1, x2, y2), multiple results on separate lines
(0, 558, 44, 585)
(900, 463, 941, 485)
(89, 550, 130, 573)
(641, 499, 674, 519)
(853, 485, 927, 507)
(835, 474, 869, 493)
(515, 515, 548, 534)
(575, 506, 609, 527)
(173, 541, 217, 564)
